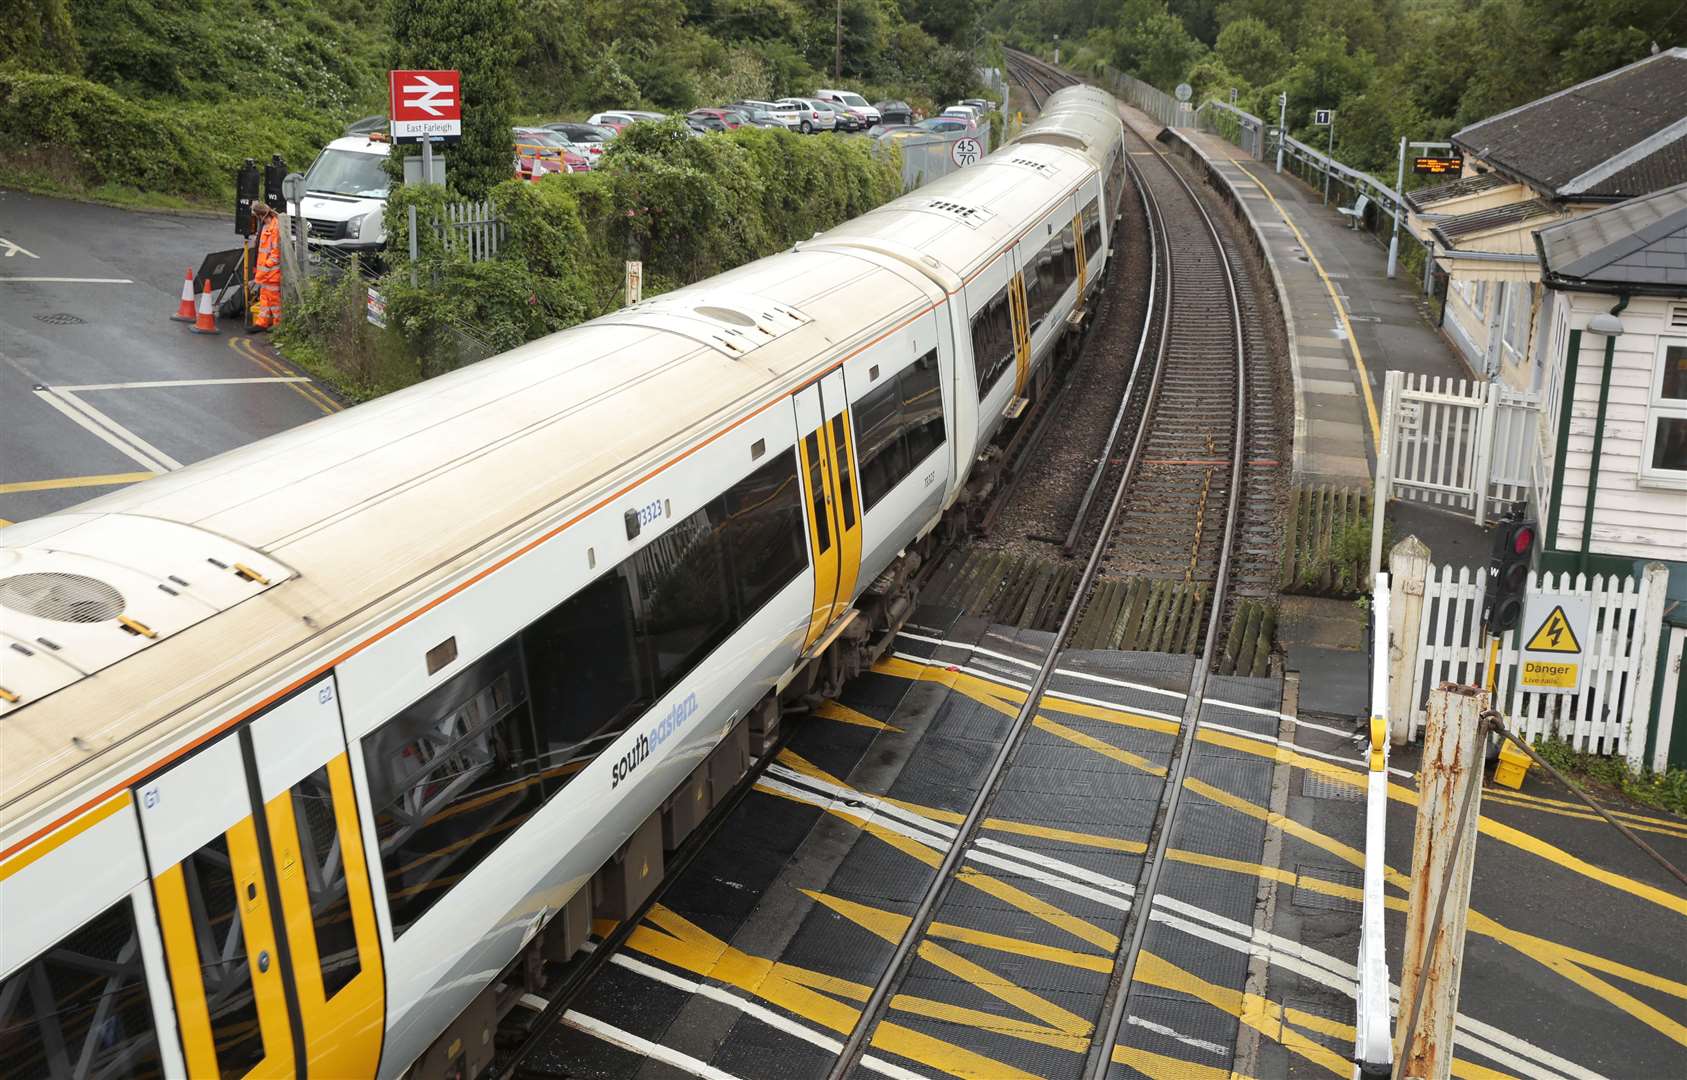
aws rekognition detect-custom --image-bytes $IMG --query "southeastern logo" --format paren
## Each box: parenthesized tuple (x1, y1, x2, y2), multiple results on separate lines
(612, 692, 698, 789)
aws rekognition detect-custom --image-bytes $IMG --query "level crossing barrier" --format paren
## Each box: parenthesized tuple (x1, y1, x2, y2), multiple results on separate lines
(1386, 546, 1669, 766)
(1354, 574, 1394, 1078)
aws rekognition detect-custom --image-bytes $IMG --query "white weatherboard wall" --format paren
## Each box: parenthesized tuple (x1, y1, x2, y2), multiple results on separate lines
(1545, 293, 1687, 563)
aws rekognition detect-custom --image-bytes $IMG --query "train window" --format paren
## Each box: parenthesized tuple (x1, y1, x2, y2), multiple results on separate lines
(1083, 197, 1103, 261)
(1061, 223, 1078, 284)
(630, 503, 735, 695)
(180, 831, 267, 1076)
(0, 897, 164, 1079)
(971, 285, 1013, 397)
(902, 350, 946, 468)
(525, 572, 644, 780)
(857, 349, 947, 512)
(1024, 261, 1047, 326)
(361, 641, 543, 937)
(720, 448, 807, 617)
(805, 432, 831, 553)
(831, 415, 857, 531)
(290, 765, 362, 999)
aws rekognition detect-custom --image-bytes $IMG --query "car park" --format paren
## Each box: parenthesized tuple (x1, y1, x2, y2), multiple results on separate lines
(815, 89, 881, 127)
(587, 110, 666, 132)
(813, 99, 865, 132)
(544, 121, 616, 161)
(513, 128, 589, 179)
(775, 98, 836, 134)
(874, 100, 914, 126)
(288, 134, 391, 256)
(916, 116, 975, 134)
(688, 108, 746, 130)
(734, 100, 803, 129)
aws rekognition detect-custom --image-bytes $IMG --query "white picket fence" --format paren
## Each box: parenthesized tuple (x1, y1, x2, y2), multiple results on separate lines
(1369, 371, 1540, 582)
(1392, 554, 1669, 767)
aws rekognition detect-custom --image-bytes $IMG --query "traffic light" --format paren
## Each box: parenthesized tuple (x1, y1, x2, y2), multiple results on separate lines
(235, 158, 260, 236)
(262, 154, 288, 212)
(1483, 509, 1537, 634)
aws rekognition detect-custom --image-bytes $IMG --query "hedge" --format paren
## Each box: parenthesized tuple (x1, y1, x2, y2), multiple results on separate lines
(285, 120, 903, 397)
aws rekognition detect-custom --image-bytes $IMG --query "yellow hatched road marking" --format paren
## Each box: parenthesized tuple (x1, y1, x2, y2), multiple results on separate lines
(813, 699, 902, 732)
(229, 336, 340, 415)
(0, 470, 156, 495)
(1483, 788, 1687, 839)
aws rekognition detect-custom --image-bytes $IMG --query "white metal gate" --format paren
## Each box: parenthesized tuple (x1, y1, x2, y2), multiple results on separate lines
(1369, 371, 1541, 581)
(1393, 559, 1669, 766)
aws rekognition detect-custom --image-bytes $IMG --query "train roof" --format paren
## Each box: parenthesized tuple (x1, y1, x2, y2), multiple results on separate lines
(0, 244, 940, 842)
(0, 87, 1126, 845)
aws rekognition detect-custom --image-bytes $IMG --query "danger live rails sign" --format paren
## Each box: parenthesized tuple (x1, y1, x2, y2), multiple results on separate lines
(390, 69, 462, 144)
(1517, 592, 1591, 695)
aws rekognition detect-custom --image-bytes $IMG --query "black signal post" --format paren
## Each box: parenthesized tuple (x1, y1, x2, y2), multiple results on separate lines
(1483, 507, 1537, 636)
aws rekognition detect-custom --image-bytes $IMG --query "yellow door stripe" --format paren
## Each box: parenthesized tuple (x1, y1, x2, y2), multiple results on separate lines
(827, 411, 863, 623)
(225, 815, 295, 1078)
(0, 791, 131, 882)
(800, 429, 839, 650)
(154, 863, 220, 1076)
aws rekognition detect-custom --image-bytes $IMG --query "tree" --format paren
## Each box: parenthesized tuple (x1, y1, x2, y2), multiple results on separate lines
(1215, 16, 1286, 85)
(389, 0, 524, 200)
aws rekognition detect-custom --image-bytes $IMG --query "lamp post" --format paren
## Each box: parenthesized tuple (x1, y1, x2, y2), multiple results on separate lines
(1276, 92, 1286, 173)
(1387, 135, 1406, 278)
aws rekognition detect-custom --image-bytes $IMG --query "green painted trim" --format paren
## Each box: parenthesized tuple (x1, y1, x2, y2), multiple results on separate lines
(1580, 331, 1617, 574)
(1545, 327, 1580, 550)
(1537, 548, 1632, 579)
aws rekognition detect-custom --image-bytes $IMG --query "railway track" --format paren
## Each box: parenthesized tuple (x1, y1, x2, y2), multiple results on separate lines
(820, 50, 1254, 1080)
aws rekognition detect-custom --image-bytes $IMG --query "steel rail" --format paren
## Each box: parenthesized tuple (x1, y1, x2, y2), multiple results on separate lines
(824, 107, 1180, 1080)
(1080, 122, 1250, 1080)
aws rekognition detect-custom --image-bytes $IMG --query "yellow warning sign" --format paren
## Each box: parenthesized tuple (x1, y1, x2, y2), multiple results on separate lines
(1522, 659, 1579, 688)
(1524, 605, 1581, 653)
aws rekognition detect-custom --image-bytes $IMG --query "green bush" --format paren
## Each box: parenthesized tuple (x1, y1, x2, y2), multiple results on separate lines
(0, 68, 220, 195)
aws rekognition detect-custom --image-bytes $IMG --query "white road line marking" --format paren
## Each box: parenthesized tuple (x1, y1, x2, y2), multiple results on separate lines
(46, 389, 184, 471)
(562, 1012, 746, 1080)
(56, 377, 312, 391)
(31, 389, 176, 473)
(605, 953, 932, 1080)
(0, 238, 40, 259)
(1126, 1015, 1229, 1057)
(0, 276, 132, 284)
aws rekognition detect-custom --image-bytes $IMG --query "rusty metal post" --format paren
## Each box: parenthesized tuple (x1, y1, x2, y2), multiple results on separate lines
(1395, 682, 1486, 1080)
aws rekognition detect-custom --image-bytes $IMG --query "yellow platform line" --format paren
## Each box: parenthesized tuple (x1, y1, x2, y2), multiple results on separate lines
(0, 470, 156, 495)
(814, 699, 902, 732)
(1232, 160, 1381, 451)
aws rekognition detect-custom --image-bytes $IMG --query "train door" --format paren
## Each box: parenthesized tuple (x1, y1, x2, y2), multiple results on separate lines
(1009, 273, 1032, 396)
(795, 369, 863, 650)
(137, 674, 385, 1079)
(1072, 209, 1089, 305)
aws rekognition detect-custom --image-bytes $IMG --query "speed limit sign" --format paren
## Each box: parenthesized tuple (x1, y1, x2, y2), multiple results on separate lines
(951, 137, 983, 167)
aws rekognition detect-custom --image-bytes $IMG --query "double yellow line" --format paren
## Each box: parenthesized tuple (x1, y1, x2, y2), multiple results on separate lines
(229, 336, 341, 416)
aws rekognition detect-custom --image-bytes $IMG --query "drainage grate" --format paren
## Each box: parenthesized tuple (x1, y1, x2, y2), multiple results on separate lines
(1302, 771, 1363, 800)
(0, 573, 126, 623)
(34, 312, 86, 326)
(1291, 865, 1363, 912)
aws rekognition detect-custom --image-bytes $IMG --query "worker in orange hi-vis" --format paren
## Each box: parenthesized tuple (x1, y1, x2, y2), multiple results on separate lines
(251, 201, 283, 332)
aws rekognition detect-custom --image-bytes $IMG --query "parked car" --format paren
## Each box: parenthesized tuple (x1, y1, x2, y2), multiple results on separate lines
(916, 116, 975, 134)
(544, 121, 616, 161)
(815, 89, 881, 127)
(688, 107, 746, 130)
(775, 98, 837, 134)
(873, 100, 914, 126)
(289, 135, 391, 256)
(942, 104, 983, 123)
(960, 98, 994, 113)
(869, 124, 921, 140)
(587, 110, 666, 132)
(513, 128, 589, 179)
(731, 107, 788, 129)
(812, 99, 865, 132)
(733, 99, 803, 129)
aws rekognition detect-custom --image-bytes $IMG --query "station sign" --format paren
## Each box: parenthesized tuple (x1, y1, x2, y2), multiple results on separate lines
(1517, 593, 1590, 695)
(1414, 155, 1464, 176)
(390, 69, 462, 144)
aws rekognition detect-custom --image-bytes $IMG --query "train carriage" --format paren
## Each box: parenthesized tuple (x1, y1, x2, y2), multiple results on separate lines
(0, 85, 1126, 1080)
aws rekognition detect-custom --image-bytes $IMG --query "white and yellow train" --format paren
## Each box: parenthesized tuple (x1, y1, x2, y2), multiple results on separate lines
(0, 86, 1127, 1079)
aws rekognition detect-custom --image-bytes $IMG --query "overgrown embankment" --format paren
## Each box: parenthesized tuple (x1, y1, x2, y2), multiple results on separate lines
(279, 120, 903, 398)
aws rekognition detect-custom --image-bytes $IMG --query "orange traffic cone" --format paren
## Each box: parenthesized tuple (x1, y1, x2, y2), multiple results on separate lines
(189, 278, 219, 335)
(170, 268, 196, 321)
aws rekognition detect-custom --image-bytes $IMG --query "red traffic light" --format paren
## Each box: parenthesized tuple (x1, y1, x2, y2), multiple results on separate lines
(1510, 524, 1536, 554)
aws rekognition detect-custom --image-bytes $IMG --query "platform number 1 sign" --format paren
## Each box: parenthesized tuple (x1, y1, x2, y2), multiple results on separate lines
(1314, 109, 1332, 125)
